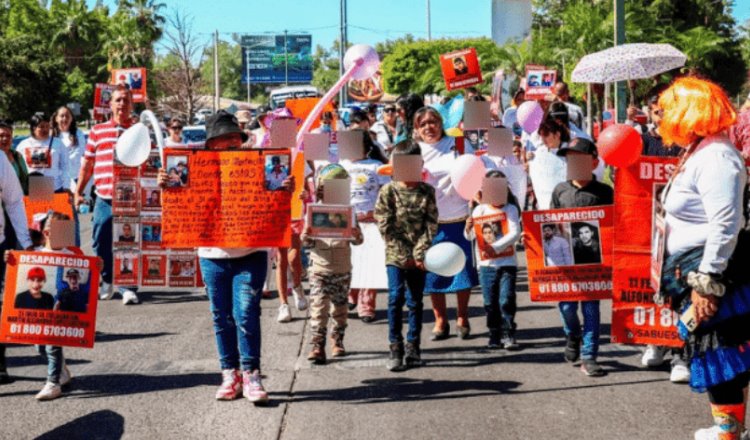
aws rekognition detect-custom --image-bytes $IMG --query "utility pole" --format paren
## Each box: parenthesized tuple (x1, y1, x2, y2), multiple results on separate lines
(426, 0, 432, 41)
(284, 30, 289, 86)
(614, 0, 626, 123)
(339, 0, 348, 108)
(214, 30, 220, 112)
(246, 47, 251, 104)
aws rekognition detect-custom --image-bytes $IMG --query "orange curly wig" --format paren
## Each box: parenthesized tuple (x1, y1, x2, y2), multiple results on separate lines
(658, 76, 736, 147)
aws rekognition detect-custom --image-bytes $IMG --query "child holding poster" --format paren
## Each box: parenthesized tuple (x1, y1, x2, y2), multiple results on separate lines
(464, 171, 522, 350)
(301, 164, 364, 364)
(550, 138, 613, 377)
(375, 142, 438, 372)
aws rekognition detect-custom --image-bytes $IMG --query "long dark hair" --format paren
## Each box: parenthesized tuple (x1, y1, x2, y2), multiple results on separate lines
(51, 106, 80, 147)
(484, 169, 521, 212)
(396, 93, 424, 140)
(351, 128, 388, 164)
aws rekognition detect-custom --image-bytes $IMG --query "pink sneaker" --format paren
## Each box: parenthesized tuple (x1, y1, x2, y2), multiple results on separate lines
(243, 370, 268, 404)
(215, 369, 242, 401)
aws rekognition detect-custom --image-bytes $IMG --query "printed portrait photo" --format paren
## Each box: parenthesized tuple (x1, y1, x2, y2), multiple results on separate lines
(14, 265, 91, 314)
(165, 155, 189, 188)
(141, 187, 162, 210)
(452, 56, 469, 76)
(571, 221, 602, 265)
(307, 205, 353, 239)
(25, 148, 52, 168)
(265, 154, 290, 191)
(114, 221, 140, 246)
(463, 129, 488, 154)
(541, 222, 574, 267)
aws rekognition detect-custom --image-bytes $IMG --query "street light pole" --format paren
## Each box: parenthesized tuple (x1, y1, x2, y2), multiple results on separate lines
(614, 0, 626, 123)
(339, 0, 348, 108)
(426, 0, 431, 41)
(246, 47, 251, 104)
(214, 29, 220, 112)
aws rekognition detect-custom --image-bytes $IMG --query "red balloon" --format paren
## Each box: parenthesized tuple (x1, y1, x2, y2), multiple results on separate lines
(597, 124, 643, 168)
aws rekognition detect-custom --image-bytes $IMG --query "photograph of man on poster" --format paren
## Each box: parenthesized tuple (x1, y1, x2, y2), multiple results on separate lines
(147, 257, 162, 277)
(571, 222, 602, 265)
(265, 155, 289, 190)
(14, 267, 54, 310)
(121, 258, 133, 275)
(118, 223, 136, 243)
(453, 57, 469, 76)
(542, 223, 573, 267)
(54, 268, 89, 314)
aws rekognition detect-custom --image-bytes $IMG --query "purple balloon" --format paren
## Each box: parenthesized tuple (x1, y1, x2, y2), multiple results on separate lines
(517, 101, 544, 134)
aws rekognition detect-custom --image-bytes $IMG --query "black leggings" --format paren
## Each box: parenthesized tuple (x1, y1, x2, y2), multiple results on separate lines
(708, 372, 750, 405)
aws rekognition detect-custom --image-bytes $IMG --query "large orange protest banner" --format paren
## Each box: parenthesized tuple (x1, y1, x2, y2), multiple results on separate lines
(161, 148, 292, 248)
(0, 251, 100, 348)
(522, 206, 613, 302)
(610, 157, 685, 347)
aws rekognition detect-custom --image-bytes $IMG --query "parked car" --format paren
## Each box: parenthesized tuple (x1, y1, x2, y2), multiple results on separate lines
(192, 108, 213, 125)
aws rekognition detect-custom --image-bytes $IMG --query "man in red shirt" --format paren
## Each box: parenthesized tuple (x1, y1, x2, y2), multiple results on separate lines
(74, 84, 139, 305)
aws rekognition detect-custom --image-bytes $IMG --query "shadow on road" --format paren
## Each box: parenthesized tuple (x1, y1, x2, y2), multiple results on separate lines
(282, 377, 522, 404)
(67, 373, 216, 398)
(36, 410, 125, 440)
(94, 332, 175, 343)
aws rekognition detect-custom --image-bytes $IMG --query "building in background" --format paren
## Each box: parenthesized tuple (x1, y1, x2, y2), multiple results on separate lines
(491, 0, 532, 44)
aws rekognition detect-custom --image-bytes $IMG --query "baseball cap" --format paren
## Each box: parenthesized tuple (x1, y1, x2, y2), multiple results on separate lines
(66, 268, 80, 277)
(27, 267, 46, 281)
(556, 137, 598, 158)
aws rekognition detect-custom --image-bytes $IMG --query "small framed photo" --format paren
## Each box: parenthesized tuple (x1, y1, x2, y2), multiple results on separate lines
(140, 183, 161, 212)
(306, 204, 354, 239)
(113, 217, 140, 249)
(141, 253, 167, 287)
(165, 154, 189, 188)
(141, 151, 162, 178)
(264, 153, 290, 191)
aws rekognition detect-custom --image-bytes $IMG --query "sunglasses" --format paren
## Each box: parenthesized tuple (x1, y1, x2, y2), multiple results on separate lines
(384, 108, 397, 113)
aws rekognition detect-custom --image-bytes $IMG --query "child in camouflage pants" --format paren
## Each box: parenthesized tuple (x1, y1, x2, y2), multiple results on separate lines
(301, 164, 363, 364)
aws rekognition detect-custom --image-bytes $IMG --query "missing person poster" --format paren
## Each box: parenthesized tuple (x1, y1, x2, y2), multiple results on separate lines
(474, 213, 514, 261)
(522, 206, 613, 302)
(611, 157, 682, 347)
(161, 148, 292, 248)
(439, 48, 483, 91)
(111, 67, 147, 102)
(0, 251, 100, 348)
(93, 83, 116, 121)
(524, 66, 556, 100)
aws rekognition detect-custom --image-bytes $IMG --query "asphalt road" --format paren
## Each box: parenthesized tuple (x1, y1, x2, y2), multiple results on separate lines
(0, 214, 710, 439)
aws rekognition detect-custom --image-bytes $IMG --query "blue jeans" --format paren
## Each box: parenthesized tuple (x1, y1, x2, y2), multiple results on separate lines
(92, 198, 113, 285)
(37, 345, 63, 384)
(200, 251, 267, 372)
(386, 265, 425, 345)
(558, 300, 600, 360)
(479, 266, 517, 334)
(92, 198, 136, 291)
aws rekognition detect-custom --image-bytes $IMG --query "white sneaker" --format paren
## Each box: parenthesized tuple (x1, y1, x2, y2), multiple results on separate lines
(60, 363, 72, 386)
(293, 285, 308, 311)
(641, 344, 665, 367)
(35, 382, 62, 400)
(122, 289, 140, 305)
(670, 362, 690, 383)
(99, 282, 114, 300)
(276, 304, 292, 323)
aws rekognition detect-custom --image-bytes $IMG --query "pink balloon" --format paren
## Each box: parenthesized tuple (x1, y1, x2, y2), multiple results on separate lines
(450, 154, 487, 200)
(344, 44, 380, 81)
(517, 101, 544, 134)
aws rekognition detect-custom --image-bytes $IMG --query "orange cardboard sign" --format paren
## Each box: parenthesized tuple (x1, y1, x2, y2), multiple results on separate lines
(611, 157, 682, 347)
(0, 251, 100, 348)
(24, 194, 74, 228)
(439, 48, 482, 91)
(161, 148, 292, 248)
(474, 213, 513, 261)
(522, 206, 613, 302)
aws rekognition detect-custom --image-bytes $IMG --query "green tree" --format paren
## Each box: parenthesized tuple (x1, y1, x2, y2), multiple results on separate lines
(200, 40, 245, 101)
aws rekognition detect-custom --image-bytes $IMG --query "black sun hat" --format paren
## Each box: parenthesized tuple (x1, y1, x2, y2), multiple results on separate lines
(206, 110, 248, 143)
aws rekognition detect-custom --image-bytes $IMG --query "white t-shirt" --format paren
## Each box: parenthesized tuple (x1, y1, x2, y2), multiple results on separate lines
(463, 203, 521, 268)
(664, 135, 746, 274)
(16, 136, 70, 190)
(55, 130, 87, 190)
(420, 136, 470, 221)
(341, 158, 389, 214)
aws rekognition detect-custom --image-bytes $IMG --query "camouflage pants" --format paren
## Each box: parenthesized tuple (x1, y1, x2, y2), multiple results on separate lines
(309, 272, 351, 337)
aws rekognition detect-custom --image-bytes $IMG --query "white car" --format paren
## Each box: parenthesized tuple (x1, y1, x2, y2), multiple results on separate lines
(192, 108, 213, 125)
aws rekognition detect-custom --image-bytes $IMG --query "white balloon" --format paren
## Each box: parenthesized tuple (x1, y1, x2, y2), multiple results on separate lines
(424, 242, 466, 277)
(140, 110, 165, 162)
(115, 123, 151, 167)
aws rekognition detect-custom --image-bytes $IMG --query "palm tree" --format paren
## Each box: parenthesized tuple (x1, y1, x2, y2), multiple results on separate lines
(672, 26, 728, 75)
(50, 0, 98, 68)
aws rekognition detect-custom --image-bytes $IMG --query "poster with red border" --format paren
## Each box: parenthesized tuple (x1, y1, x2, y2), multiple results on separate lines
(111, 67, 147, 102)
(474, 213, 514, 261)
(610, 157, 685, 347)
(522, 206, 613, 302)
(93, 83, 116, 121)
(524, 66, 556, 100)
(0, 251, 100, 348)
(439, 48, 483, 91)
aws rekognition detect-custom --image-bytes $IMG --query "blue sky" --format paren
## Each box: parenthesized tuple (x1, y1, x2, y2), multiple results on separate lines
(90, 0, 750, 48)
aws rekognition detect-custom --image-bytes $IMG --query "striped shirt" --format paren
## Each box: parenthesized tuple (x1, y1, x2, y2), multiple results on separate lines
(84, 120, 131, 199)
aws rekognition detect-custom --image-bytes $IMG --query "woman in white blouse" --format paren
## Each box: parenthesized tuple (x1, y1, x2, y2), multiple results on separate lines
(657, 77, 750, 440)
(16, 113, 70, 193)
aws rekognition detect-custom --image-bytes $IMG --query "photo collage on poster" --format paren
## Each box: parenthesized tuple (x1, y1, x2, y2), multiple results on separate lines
(112, 149, 202, 288)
